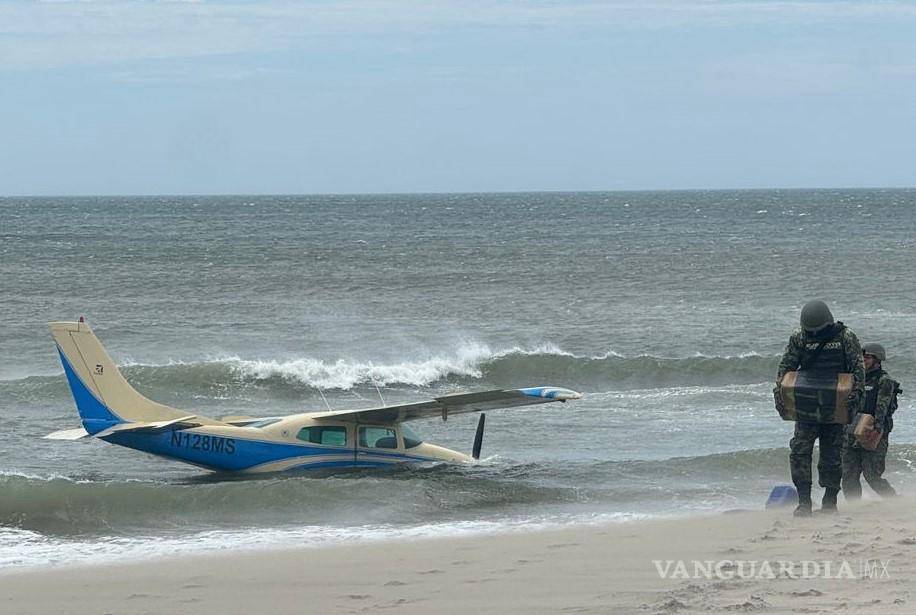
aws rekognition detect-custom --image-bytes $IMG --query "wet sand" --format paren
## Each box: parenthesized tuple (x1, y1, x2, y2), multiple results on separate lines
(1, 496, 913, 614)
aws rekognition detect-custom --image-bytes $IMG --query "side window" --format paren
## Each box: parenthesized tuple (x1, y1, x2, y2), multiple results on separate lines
(359, 426, 398, 449)
(296, 426, 348, 446)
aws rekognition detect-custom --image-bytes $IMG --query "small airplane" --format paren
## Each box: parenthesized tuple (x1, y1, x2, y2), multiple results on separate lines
(47, 319, 582, 473)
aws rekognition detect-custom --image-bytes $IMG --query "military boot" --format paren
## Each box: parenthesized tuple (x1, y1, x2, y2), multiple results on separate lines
(793, 483, 812, 517)
(820, 488, 839, 514)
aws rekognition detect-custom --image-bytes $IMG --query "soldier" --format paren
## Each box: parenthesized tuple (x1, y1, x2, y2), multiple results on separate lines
(842, 343, 901, 499)
(776, 300, 864, 517)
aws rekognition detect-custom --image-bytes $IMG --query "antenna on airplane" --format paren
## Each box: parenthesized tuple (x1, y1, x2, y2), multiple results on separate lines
(316, 386, 332, 412)
(373, 381, 386, 407)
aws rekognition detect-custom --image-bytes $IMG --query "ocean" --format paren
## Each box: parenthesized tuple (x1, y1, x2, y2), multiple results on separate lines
(2, 189, 915, 570)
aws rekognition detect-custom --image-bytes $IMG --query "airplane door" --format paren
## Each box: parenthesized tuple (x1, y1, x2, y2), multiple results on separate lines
(355, 424, 401, 467)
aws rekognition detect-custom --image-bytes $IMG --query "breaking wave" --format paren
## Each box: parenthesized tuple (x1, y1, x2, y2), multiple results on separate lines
(1, 345, 782, 401)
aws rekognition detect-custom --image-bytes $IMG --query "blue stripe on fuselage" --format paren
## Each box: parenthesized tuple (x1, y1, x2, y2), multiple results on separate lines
(57, 347, 123, 434)
(105, 430, 436, 472)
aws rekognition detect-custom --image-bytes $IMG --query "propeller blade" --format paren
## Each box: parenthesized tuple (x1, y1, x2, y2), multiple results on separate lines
(472, 413, 486, 460)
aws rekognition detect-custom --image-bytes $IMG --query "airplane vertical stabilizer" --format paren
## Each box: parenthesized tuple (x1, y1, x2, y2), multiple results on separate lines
(50, 320, 219, 434)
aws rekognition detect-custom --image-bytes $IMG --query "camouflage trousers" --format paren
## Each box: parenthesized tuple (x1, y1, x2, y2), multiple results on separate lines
(789, 422, 844, 490)
(842, 434, 896, 499)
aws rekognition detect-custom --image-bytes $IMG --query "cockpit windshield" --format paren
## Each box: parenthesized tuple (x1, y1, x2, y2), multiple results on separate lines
(402, 424, 423, 449)
(248, 418, 281, 428)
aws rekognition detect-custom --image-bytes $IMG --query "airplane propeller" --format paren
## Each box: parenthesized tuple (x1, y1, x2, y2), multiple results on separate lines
(471, 413, 486, 460)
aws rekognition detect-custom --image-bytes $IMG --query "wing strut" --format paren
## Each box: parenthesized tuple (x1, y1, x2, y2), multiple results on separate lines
(472, 413, 486, 460)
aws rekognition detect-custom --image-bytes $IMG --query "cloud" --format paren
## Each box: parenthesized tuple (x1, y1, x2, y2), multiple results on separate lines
(3, 1, 916, 71)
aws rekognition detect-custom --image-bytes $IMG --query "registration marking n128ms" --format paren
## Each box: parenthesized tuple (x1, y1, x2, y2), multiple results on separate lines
(171, 431, 237, 455)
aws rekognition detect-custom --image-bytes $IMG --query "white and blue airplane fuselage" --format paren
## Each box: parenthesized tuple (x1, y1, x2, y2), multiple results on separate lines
(49, 320, 582, 474)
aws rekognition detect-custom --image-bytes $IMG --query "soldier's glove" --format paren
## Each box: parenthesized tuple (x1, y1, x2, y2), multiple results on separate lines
(845, 393, 861, 413)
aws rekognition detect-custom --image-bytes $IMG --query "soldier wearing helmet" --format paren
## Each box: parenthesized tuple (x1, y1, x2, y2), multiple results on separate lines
(841, 342, 901, 499)
(776, 300, 865, 517)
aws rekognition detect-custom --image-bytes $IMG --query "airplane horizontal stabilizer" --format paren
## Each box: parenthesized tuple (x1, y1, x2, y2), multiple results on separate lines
(93, 415, 203, 438)
(44, 427, 90, 440)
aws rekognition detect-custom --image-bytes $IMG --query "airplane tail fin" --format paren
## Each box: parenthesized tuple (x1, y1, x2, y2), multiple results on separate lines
(50, 320, 219, 435)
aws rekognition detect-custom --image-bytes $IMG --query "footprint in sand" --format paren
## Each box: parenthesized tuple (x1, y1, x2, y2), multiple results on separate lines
(417, 569, 444, 575)
(711, 578, 744, 590)
(383, 581, 407, 587)
(653, 597, 691, 612)
(374, 597, 417, 608)
(547, 542, 580, 549)
(723, 596, 769, 611)
(790, 589, 824, 597)
(897, 537, 916, 545)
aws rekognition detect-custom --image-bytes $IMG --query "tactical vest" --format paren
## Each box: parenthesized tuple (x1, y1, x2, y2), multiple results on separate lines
(783, 323, 852, 424)
(799, 323, 848, 375)
(864, 370, 883, 414)
(864, 369, 900, 433)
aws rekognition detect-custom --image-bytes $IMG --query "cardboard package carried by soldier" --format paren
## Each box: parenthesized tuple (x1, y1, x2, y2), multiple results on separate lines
(775, 300, 864, 517)
(842, 342, 902, 500)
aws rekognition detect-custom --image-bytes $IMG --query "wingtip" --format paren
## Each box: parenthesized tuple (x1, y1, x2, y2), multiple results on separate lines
(519, 386, 582, 401)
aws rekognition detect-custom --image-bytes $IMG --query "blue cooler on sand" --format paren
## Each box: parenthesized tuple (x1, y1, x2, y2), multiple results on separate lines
(765, 485, 798, 509)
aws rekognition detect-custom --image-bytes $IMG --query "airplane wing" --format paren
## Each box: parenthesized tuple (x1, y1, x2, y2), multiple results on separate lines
(306, 386, 581, 423)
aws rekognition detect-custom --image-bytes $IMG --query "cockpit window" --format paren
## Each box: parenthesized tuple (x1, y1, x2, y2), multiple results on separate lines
(401, 424, 423, 449)
(358, 426, 398, 449)
(297, 426, 348, 446)
(248, 418, 281, 429)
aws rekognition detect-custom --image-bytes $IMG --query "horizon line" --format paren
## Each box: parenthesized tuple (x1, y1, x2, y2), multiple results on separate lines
(2, 185, 915, 199)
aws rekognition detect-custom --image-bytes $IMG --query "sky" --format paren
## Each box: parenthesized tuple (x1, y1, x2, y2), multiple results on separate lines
(1, 0, 915, 195)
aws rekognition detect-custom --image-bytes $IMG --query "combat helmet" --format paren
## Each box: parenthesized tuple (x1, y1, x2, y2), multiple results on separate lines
(863, 342, 887, 362)
(800, 300, 834, 333)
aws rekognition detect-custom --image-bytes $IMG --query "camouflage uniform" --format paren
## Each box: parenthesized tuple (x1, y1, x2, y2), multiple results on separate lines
(842, 368, 899, 499)
(776, 324, 865, 492)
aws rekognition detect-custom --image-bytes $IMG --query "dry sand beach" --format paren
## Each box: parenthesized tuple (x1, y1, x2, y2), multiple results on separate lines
(1, 496, 913, 615)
